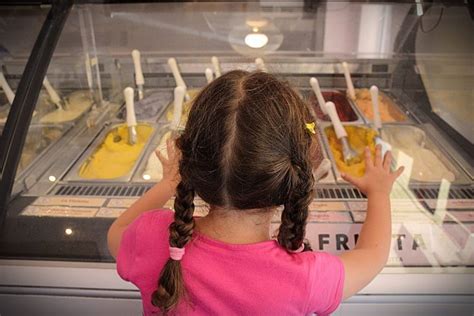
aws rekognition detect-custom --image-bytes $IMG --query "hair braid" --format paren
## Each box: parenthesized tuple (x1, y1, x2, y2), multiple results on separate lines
(277, 155, 315, 252)
(152, 180, 195, 312)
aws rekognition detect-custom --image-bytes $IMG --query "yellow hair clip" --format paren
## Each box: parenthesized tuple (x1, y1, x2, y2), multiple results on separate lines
(305, 122, 316, 134)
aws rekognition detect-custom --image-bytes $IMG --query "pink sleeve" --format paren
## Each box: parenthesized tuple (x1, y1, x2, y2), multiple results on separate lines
(308, 252, 345, 315)
(116, 210, 174, 282)
(116, 214, 144, 281)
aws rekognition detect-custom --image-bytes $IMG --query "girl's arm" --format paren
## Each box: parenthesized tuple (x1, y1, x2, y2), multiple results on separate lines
(339, 145, 403, 299)
(107, 139, 180, 258)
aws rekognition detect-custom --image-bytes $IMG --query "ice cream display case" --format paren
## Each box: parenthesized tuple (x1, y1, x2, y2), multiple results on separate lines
(0, 1, 473, 315)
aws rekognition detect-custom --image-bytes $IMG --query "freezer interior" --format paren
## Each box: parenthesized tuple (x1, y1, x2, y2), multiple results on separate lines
(0, 2, 472, 274)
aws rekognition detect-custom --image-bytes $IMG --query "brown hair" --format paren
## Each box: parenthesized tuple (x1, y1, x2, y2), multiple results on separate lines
(152, 70, 317, 312)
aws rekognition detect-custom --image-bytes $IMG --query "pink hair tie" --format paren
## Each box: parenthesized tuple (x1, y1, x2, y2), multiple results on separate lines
(169, 246, 185, 261)
(289, 244, 305, 253)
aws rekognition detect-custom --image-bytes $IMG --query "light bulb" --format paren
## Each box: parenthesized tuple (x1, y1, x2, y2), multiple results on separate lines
(244, 33, 269, 49)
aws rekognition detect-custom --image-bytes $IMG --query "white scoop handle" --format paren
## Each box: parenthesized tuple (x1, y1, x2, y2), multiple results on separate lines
(211, 56, 221, 78)
(43, 76, 62, 107)
(255, 58, 267, 72)
(168, 58, 187, 90)
(84, 54, 93, 91)
(342, 62, 356, 100)
(205, 68, 213, 84)
(171, 86, 185, 130)
(325, 101, 348, 139)
(124, 87, 137, 127)
(132, 49, 145, 86)
(370, 85, 382, 130)
(310, 77, 327, 114)
(0, 72, 15, 104)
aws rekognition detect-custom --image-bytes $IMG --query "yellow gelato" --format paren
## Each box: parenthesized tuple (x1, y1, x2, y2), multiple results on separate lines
(79, 124, 153, 179)
(40, 91, 93, 123)
(354, 88, 406, 122)
(325, 126, 376, 178)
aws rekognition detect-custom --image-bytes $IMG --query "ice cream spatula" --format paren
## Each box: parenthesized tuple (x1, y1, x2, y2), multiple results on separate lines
(43, 76, 67, 111)
(168, 57, 190, 101)
(326, 101, 361, 165)
(205, 68, 213, 84)
(255, 58, 267, 72)
(171, 86, 186, 132)
(132, 49, 145, 101)
(124, 87, 137, 145)
(342, 62, 356, 100)
(370, 85, 392, 158)
(211, 56, 222, 78)
(0, 71, 15, 105)
(310, 77, 327, 114)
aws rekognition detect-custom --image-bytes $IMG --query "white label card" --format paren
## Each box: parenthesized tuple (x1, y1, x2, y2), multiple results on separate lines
(33, 197, 106, 208)
(21, 206, 97, 218)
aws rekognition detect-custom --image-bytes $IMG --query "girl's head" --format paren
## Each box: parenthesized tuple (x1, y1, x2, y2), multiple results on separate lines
(152, 70, 322, 311)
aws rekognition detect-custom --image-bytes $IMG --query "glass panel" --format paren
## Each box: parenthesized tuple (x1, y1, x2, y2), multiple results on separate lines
(0, 2, 472, 273)
(0, 6, 49, 134)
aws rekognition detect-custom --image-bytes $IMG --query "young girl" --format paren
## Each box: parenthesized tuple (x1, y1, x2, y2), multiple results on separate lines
(108, 70, 403, 315)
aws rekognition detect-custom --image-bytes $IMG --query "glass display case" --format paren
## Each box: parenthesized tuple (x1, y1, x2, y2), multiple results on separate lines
(0, 1, 473, 315)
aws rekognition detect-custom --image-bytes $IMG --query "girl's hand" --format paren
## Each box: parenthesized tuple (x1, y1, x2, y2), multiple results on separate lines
(155, 138, 181, 185)
(341, 144, 404, 197)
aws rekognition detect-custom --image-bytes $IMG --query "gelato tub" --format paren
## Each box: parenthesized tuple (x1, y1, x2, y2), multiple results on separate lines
(17, 126, 65, 174)
(323, 125, 377, 179)
(354, 88, 407, 123)
(308, 90, 359, 122)
(76, 123, 154, 180)
(0, 93, 55, 125)
(381, 125, 461, 183)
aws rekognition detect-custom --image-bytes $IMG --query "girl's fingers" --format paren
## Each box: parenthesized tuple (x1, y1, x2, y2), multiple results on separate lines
(383, 150, 392, 171)
(155, 148, 166, 164)
(364, 147, 373, 169)
(341, 172, 362, 188)
(374, 144, 382, 167)
(166, 139, 174, 154)
(392, 166, 405, 179)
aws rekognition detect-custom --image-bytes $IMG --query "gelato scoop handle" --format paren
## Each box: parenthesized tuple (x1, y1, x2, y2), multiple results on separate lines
(0, 72, 15, 105)
(124, 87, 137, 145)
(132, 49, 145, 100)
(255, 58, 267, 72)
(325, 101, 348, 139)
(211, 56, 222, 78)
(310, 77, 327, 114)
(171, 86, 186, 131)
(43, 76, 66, 111)
(342, 62, 356, 100)
(168, 57, 188, 98)
(205, 68, 213, 84)
(370, 85, 382, 131)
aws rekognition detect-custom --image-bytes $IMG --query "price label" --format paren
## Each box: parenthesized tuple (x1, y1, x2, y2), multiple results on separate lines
(425, 199, 474, 210)
(309, 201, 347, 211)
(21, 206, 97, 218)
(308, 211, 352, 223)
(107, 198, 138, 208)
(96, 207, 127, 218)
(33, 197, 106, 208)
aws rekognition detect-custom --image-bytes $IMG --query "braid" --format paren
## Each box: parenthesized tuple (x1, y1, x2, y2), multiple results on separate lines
(152, 180, 195, 312)
(277, 155, 315, 252)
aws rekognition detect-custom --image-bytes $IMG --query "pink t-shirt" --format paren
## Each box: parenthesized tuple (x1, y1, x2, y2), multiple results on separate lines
(117, 210, 345, 315)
